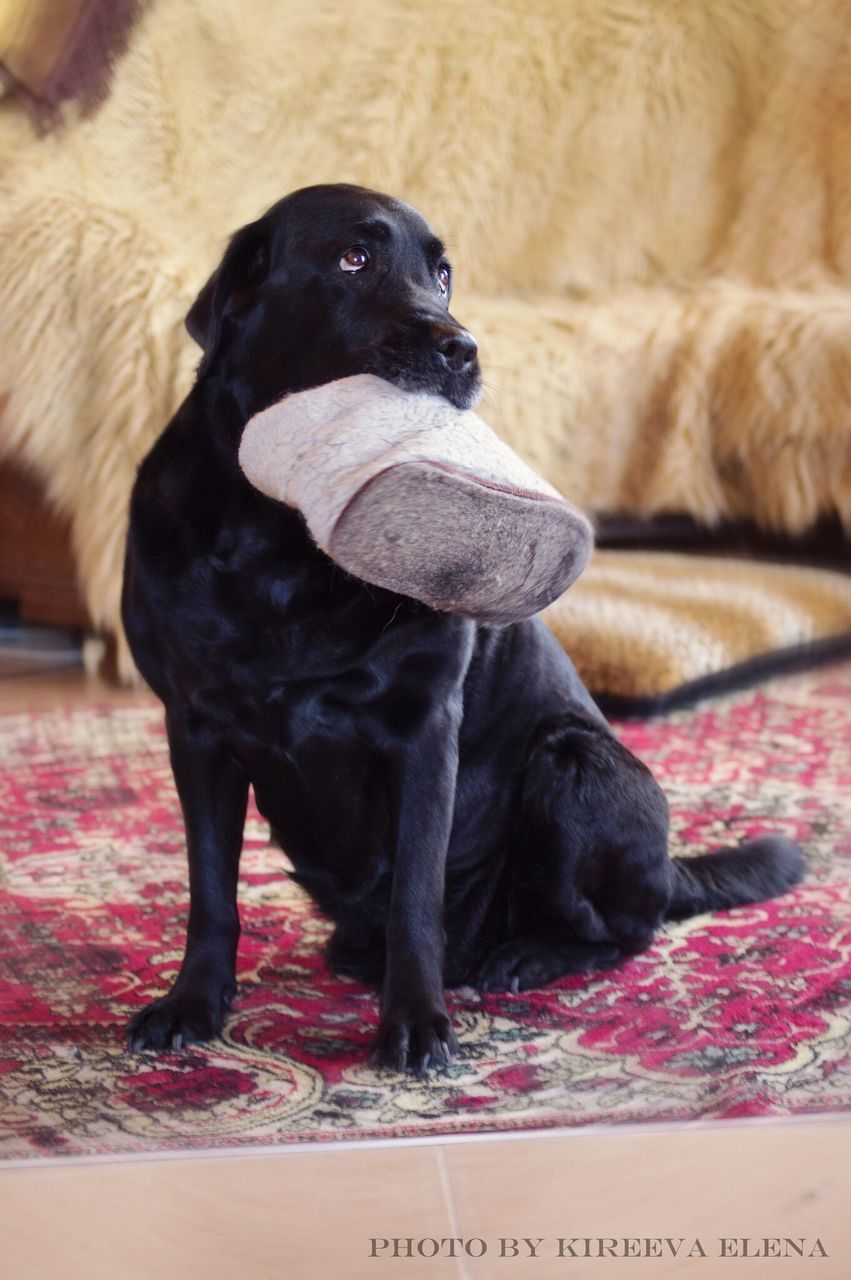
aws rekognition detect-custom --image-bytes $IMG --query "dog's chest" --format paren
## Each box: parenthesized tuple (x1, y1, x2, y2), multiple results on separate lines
(171, 587, 400, 887)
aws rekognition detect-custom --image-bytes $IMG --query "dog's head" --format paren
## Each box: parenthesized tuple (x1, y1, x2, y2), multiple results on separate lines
(186, 184, 482, 414)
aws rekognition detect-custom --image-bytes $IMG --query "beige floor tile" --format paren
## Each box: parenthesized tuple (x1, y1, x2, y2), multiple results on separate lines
(0, 1144, 463, 1280)
(0, 667, 152, 713)
(442, 1120, 851, 1279)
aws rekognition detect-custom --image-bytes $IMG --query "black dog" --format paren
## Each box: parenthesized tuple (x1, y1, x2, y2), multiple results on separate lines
(122, 183, 804, 1072)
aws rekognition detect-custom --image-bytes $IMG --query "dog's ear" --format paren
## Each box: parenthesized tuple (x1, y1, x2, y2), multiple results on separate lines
(185, 220, 271, 374)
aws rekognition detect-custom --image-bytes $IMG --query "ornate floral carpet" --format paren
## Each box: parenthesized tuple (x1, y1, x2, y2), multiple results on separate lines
(1, 663, 849, 1159)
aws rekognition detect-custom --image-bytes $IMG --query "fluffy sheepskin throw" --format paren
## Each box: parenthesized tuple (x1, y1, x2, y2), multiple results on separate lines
(239, 375, 593, 622)
(1, 0, 850, 674)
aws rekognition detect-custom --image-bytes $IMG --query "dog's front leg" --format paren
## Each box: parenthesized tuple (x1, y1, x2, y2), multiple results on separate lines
(371, 699, 463, 1074)
(128, 711, 248, 1051)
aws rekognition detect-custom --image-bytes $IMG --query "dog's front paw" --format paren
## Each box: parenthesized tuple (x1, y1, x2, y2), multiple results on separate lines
(127, 978, 235, 1052)
(370, 1008, 458, 1074)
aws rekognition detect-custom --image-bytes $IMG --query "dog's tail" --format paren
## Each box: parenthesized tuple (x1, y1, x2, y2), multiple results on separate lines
(666, 835, 805, 920)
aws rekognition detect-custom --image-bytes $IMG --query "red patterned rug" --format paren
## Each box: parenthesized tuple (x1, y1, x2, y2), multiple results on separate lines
(1, 664, 850, 1159)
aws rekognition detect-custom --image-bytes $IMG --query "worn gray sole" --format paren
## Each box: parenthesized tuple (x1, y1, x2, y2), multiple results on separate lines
(329, 462, 594, 624)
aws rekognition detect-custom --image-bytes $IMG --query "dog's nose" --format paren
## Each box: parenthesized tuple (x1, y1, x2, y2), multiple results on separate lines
(433, 326, 478, 372)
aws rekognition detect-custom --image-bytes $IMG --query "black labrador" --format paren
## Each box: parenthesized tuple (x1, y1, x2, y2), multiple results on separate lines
(122, 183, 804, 1072)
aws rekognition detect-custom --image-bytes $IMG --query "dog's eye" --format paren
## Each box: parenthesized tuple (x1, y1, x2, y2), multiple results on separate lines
(340, 246, 370, 274)
(437, 264, 451, 295)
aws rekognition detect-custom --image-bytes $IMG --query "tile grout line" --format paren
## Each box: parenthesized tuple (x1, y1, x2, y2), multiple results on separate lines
(436, 1146, 473, 1280)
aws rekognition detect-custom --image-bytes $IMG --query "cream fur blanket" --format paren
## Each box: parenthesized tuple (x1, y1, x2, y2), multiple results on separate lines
(1, 0, 850, 674)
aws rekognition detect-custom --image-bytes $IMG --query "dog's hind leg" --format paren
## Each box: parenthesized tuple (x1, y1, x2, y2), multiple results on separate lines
(471, 706, 671, 994)
(325, 910, 387, 987)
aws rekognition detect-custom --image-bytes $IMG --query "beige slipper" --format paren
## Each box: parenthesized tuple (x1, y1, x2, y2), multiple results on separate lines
(239, 374, 593, 624)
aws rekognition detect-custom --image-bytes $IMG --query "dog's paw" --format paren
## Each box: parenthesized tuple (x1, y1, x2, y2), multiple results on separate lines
(475, 937, 621, 993)
(475, 941, 558, 993)
(370, 1010, 458, 1075)
(127, 979, 235, 1052)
